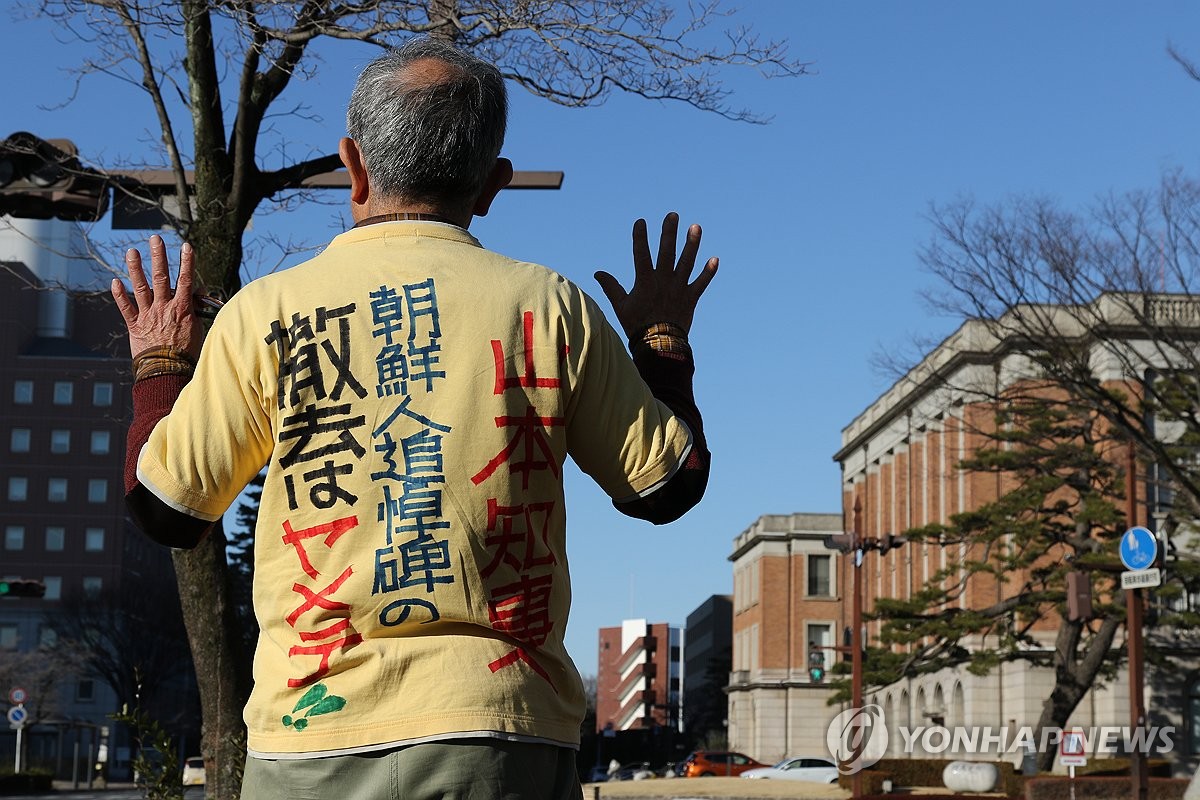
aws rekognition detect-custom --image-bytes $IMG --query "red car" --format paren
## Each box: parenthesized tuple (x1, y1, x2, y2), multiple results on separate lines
(680, 750, 766, 777)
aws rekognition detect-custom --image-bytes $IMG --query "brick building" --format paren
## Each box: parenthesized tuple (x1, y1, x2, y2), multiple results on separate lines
(832, 299, 1199, 774)
(727, 513, 843, 763)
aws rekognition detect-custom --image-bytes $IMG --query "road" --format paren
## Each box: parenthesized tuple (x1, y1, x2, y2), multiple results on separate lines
(3, 786, 205, 800)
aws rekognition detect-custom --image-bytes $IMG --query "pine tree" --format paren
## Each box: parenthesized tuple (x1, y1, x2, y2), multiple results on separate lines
(868, 392, 1128, 771)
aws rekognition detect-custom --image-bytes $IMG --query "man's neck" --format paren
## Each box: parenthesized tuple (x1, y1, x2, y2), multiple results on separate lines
(351, 200, 471, 229)
(353, 211, 464, 229)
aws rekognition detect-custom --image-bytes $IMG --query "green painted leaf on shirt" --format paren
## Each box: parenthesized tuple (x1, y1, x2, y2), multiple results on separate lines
(308, 695, 347, 717)
(282, 683, 348, 730)
(291, 683, 328, 713)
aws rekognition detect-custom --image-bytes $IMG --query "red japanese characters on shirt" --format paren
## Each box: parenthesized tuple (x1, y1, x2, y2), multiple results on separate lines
(474, 311, 565, 690)
(281, 515, 363, 688)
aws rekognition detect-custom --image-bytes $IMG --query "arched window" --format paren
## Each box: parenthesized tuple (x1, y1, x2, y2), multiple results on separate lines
(951, 682, 965, 729)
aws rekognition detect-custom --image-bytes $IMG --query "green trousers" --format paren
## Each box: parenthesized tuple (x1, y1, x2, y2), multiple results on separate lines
(241, 739, 584, 800)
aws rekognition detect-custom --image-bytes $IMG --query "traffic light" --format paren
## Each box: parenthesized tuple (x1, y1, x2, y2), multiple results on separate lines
(823, 533, 856, 554)
(808, 649, 825, 683)
(0, 579, 46, 598)
(0, 132, 109, 221)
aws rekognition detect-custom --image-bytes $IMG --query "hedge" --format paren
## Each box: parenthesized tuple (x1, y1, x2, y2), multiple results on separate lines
(839, 757, 1021, 796)
(836, 770, 892, 795)
(0, 772, 53, 795)
(1024, 776, 1188, 800)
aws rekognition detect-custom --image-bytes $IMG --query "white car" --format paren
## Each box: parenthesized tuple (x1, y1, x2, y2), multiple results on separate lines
(741, 756, 839, 783)
(182, 757, 206, 786)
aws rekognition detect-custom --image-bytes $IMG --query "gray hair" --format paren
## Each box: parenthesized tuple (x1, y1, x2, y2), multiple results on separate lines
(346, 38, 508, 209)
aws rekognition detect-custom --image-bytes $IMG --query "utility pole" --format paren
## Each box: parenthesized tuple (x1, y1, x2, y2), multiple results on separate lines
(1126, 443, 1148, 800)
(851, 497, 864, 800)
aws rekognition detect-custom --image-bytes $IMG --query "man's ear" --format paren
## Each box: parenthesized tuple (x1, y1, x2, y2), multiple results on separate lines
(339, 137, 370, 207)
(472, 158, 513, 217)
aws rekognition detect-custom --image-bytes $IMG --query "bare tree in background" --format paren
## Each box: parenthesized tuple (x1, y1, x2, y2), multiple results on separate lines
(47, 583, 194, 718)
(17, 2, 807, 795)
(918, 174, 1200, 520)
(0, 647, 85, 728)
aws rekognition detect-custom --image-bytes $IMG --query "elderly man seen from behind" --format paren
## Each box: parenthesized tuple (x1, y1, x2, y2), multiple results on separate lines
(113, 36, 717, 800)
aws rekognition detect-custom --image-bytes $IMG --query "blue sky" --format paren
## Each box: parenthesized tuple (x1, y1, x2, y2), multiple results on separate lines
(5, 1, 1200, 676)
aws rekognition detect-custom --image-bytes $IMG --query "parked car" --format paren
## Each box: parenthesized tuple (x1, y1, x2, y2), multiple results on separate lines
(679, 750, 766, 777)
(583, 765, 610, 783)
(182, 757, 206, 786)
(611, 761, 655, 780)
(741, 756, 839, 783)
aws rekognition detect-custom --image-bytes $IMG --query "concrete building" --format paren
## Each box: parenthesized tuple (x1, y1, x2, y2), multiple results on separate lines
(0, 217, 194, 779)
(596, 619, 682, 733)
(727, 512, 844, 764)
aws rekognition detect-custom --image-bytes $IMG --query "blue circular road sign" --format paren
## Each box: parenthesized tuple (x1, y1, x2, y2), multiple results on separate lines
(1120, 526, 1158, 571)
(6, 705, 27, 726)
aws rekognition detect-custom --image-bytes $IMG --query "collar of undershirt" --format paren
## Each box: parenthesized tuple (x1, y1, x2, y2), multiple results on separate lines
(353, 212, 462, 228)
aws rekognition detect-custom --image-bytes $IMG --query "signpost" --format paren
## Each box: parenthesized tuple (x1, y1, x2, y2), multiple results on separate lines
(7, 704, 27, 773)
(7, 687, 30, 773)
(1060, 729, 1087, 800)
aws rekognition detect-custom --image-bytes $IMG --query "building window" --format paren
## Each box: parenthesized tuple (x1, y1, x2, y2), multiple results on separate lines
(53, 381, 73, 405)
(92, 382, 114, 407)
(4, 525, 23, 551)
(4, 527, 24, 551)
(85, 528, 105, 552)
(47, 478, 68, 503)
(42, 576, 62, 601)
(7, 477, 28, 502)
(807, 623, 834, 672)
(807, 554, 832, 597)
(38, 626, 57, 648)
(13, 381, 33, 405)
(87, 479, 108, 504)
(45, 527, 65, 552)
(82, 577, 102, 599)
(0, 625, 17, 650)
(90, 430, 111, 455)
(10, 428, 31, 453)
(50, 429, 71, 454)
(76, 679, 95, 703)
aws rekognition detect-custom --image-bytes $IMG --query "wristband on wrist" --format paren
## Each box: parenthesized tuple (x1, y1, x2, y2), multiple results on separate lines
(630, 322, 691, 357)
(133, 346, 196, 383)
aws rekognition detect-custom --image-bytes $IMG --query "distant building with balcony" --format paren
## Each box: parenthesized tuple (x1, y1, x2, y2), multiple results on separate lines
(727, 512, 844, 764)
(596, 619, 682, 733)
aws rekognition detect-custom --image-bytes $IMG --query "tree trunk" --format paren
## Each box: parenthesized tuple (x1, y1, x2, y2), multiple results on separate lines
(1033, 615, 1122, 772)
(174, 219, 252, 800)
(173, 520, 252, 800)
